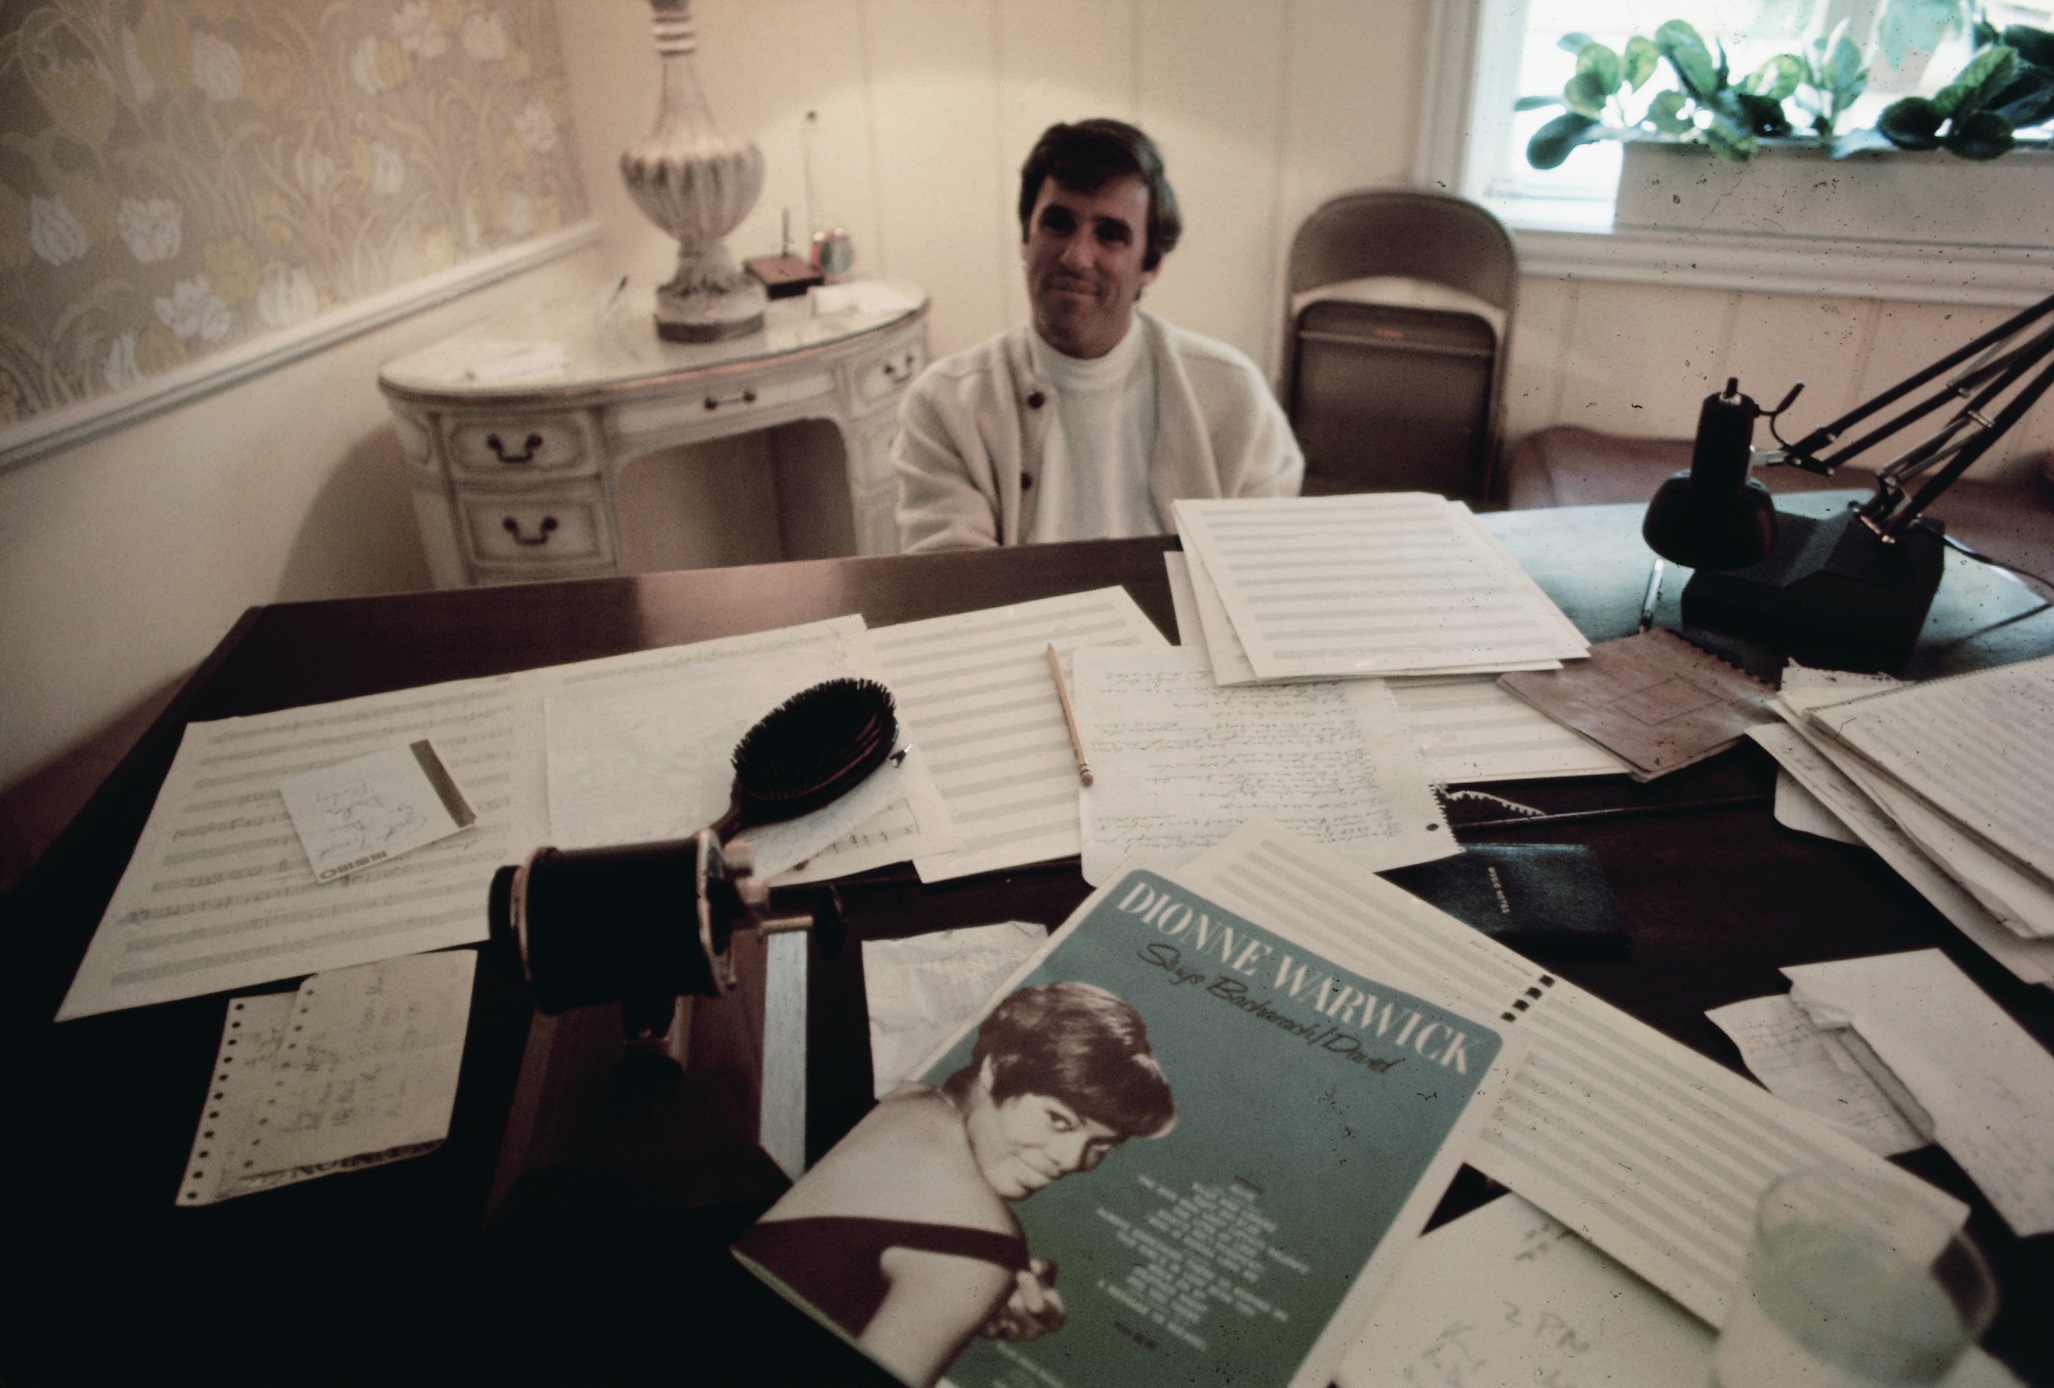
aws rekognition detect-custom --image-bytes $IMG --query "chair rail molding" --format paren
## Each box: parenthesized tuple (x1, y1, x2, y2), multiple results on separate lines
(0, 221, 600, 475)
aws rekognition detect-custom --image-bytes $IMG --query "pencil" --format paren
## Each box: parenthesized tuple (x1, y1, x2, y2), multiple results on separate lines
(1638, 557, 1665, 634)
(1045, 643, 1093, 787)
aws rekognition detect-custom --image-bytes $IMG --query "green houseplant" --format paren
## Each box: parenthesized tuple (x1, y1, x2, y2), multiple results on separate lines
(1520, 9, 2053, 168)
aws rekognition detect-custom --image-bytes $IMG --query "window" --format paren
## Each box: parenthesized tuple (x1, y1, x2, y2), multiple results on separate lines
(1418, 1, 2054, 305)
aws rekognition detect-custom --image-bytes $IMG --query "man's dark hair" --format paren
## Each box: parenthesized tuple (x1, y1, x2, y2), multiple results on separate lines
(948, 981, 1176, 1139)
(1017, 119, 1182, 271)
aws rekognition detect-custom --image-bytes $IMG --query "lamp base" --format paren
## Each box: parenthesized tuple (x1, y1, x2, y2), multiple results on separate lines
(1680, 505, 1944, 673)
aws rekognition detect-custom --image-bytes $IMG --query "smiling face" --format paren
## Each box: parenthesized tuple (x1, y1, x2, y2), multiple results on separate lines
(1020, 173, 1160, 361)
(963, 1061, 1126, 1200)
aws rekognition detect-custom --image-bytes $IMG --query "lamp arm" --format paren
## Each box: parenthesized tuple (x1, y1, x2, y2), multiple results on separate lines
(1783, 291, 2054, 469)
(1870, 350, 2054, 539)
(1857, 323, 2054, 520)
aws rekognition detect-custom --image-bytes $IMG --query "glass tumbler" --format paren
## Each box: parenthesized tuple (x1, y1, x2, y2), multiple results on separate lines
(1713, 1167, 1997, 1388)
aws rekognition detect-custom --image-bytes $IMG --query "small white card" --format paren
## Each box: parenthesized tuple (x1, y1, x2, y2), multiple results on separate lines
(280, 740, 476, 882)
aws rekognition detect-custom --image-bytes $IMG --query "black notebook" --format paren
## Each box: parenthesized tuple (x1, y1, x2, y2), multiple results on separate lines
(1380, 843, 1630, 958)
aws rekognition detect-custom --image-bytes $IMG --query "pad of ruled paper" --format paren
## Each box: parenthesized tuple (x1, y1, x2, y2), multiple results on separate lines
(871, 588, 1169, 883)
(1173, 494, 1589, 682)
(178, 952, 474, 1205)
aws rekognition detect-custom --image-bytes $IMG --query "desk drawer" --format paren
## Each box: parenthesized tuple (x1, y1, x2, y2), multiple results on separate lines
(444, 415, 594, 476)
(460, 493, 612, 566)
(850, 338, 926, 409)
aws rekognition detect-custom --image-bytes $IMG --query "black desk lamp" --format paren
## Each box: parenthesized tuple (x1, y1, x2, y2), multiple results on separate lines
(1643, 290, 2054, 672)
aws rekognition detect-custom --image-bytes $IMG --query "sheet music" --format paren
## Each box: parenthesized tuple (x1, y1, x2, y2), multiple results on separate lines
(1177, 818, 1963, 1328)
(61, 674, 541, 1020)
(1172, 494, 1588, 681)
(869, 588, 1169, 882)
(1774, 684, 2054, 940)
(1073, 648, 1453, 886)
(541, 617, 956, 883)
(61, 618, 936, 1021)
(1805, 654, 2054, 884)
(1746, 724, 2054, 987)
(1167, 553, 1624, 784)
(1388, 677, 1633, 783)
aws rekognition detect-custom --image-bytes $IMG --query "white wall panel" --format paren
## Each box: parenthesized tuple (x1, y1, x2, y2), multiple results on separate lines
(1857, 302, 2052, 484)
(860, 0, 1010, 357)
(1555, 280, 1738, 439)
(1724, 293, 1878, 467)
(1136, 0, 1288, 361)
(700, 0, 881, 290)
(1503, 274, 1575, 441)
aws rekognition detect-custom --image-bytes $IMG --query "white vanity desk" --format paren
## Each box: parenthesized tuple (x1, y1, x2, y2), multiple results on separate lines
(378, 283, 928, 588)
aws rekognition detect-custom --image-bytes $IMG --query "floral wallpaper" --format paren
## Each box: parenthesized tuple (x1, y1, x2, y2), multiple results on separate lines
(0, 0, 587, 427)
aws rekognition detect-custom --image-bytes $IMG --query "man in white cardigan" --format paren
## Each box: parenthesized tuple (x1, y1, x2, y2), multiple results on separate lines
(892, 119, 1303, 552)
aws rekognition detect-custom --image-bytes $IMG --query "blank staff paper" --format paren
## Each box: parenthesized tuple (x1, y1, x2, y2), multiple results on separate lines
(1175, 494, 1588, 682)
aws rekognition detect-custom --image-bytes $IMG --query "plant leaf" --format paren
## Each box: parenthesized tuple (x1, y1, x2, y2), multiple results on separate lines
(1990, 69, 2054, 126)
(1623, 35, 1660, 90)
(1831, 127, 1900, 157)
(1557, 31, 1597, 54)
(1933, 45, 2019, 119)
(1876, 95, 1946, 148)
(1742, 53, 1804, 100)
(1646, 88, 1693, 134)
(2003, 24, 2054, 72)
(1736, 90, 1794, 136)
(1825, 33, 1869, 97)
(1514, 94, 1564, 112)
(1655, 19, 1719, 101)
(1526, 111, 1603, 169)
(1564, 70, 1613, 116)
(1944, 108, 2016, 158)
(1703, 116, 1759, 161)
(1575, 41, 1624, 98)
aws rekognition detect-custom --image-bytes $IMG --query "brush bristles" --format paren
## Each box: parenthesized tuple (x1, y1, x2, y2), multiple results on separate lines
(732, 678, 898, 820)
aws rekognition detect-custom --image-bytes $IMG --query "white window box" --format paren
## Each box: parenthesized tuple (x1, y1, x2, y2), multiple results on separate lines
(1613, 139, 2054, 248)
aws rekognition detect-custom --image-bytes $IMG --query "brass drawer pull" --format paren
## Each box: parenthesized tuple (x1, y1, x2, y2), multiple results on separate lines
(704, 388, 758, 411)
(502, 515, 559, 546)
(487, 431, 545, 463)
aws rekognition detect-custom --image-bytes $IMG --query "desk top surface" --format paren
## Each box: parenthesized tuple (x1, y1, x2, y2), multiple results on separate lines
(5, 506, 2051, 1385)
(376, 280, 928, 404)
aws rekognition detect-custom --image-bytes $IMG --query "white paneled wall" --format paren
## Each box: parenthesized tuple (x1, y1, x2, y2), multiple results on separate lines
(1504, 281, 2054, 481)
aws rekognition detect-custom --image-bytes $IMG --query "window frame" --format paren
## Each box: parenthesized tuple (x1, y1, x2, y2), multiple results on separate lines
(1414, 1, 2054, 308)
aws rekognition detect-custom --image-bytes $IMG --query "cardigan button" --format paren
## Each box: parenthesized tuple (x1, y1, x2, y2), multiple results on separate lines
(1025, 390, 1045, 409)
(1021, 473, 1035, 490)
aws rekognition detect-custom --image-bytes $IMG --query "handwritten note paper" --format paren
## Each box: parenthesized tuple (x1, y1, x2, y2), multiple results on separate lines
(178, 952, 475, 1206)
(1784, 950, 2054, 1237)
(1073, 647, 1452, 885)
(1337, 1194, 1713, 1388)
(280, 740, 476, 882)
(862, 921, 1049, 1096)
(1706, 993, 1928, 1155)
